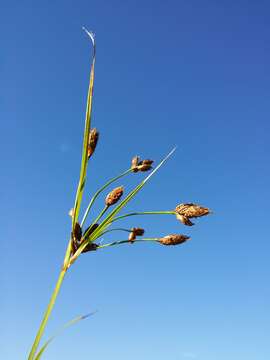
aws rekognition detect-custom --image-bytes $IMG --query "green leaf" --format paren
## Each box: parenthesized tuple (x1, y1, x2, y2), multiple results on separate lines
(72, 28, 96, 230)
(34, 312, 95, 360)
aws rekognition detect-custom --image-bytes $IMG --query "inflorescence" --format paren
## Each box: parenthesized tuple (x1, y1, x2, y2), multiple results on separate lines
(69, 134, 211, 258)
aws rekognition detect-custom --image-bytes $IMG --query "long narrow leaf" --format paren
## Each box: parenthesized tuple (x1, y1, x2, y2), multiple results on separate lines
(72, 29, 96, 230)
(34, 312, 95, 360)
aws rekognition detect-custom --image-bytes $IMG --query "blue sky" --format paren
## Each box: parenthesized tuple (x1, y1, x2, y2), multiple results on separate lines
(1, 0, 270, 359)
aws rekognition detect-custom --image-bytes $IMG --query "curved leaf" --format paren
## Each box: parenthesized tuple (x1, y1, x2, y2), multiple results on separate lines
(34, 312, 96, 359)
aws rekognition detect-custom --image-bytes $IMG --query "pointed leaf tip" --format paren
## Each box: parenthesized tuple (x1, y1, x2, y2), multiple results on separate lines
(82, 26, 95, 46)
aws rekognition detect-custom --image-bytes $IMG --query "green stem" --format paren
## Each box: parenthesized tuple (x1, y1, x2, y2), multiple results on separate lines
(91, 205, 109, 228)
(28, 267, 67, 360)
(81, 169, 131, 227)
(111, 211, 175, 223)
(98, 238, 159, 249)
(28, 239, 73, 360)
(99, 228, 131, 235)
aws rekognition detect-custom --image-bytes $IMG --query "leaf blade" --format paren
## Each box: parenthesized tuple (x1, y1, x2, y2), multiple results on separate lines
(72, 29, 96, 230)
(34, 312, 95, 360)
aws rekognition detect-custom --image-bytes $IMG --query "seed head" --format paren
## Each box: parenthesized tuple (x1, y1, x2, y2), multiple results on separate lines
(71, 222, 82, 255)
(82, 242, 98, 253)
(73, 222, 82, 242)
(87, 128, 99, 158)
(137, 159, 153, 172)
(132, 227, 145, 236)
(71, 238, 79, 254)
(105, 186, 124, 206)
(175, 203, 210, 226)
(131, 156, 154, 172)
(83, 223, 99, 239)
(175, 203, 210, 218)
(128, 227, 145, 243)
(159, 234, 190, 246)
(128, 231, 136, 243)
(131, 156, 139, 172)
(176, 214, 194, 226)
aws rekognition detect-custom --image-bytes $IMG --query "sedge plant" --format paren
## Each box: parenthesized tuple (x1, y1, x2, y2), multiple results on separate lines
(27, 29, 211, 359)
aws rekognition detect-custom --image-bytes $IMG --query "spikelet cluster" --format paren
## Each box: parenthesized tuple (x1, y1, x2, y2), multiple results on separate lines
(159, 234, 190, 246)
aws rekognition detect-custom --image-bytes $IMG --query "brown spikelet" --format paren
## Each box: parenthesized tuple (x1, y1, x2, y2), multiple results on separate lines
(159, 234, 190, 246)
(131, 156, 154, 172)
(105, 186, 124, 206)
(71, 222, 82, 255)
(128, 231, 136, 243)
(73, 222, 82, 242)
(137, 159, 153, 172)
(83, 223, 99, 238)
(131, 156, 139, 172)
(141, 159, 153, 166)
(176, 213, 194, 226)
(132, 227, 145, 236)
(175, 203, 210, 218)
(128, 227, 145, 243)
(87, 128, 99, 158)
(82, 242, 98, 253)
(71, 233, 79, 254)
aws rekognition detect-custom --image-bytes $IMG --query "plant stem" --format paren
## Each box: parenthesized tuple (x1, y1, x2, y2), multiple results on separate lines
(27, 267, 67, 360)
(28, 239, 73, 360)
(91, 205, 109, 228)
(99, 228, 131, 235)
(111, 211, 175, 223)
(98, 238, 159, 249)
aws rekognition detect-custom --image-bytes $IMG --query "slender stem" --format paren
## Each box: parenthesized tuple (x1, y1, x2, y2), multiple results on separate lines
(28, 267, 67, 360)
(98, 238, 159, 249)
(81, 169, 131, 227)
(111, 211, 175, 223)
(28, 239, 73, 359)
(99, 228, 131, 235)
(91, 205, 109, 228)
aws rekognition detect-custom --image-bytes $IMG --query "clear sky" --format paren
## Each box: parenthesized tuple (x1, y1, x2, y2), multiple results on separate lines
(1, 0, 270, 359)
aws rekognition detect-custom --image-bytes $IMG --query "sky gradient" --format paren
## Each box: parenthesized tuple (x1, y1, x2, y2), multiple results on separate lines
(1, 0, 270, 359)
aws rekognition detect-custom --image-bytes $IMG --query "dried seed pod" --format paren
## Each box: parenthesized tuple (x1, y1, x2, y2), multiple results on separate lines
(175, 213, 194, 226)
(132, 227, 145, 236)
(71, 222, 82, 255)
(71, 233, 79, 254)
(137, 159, 154, 172)
(131, 156, 139, 172)
(128, 227, 145, 243)
(159, 234, 190, 246)
(87, 128, 99, 158)
(83, 223, 99, 238)
(141, 159, 153, 166)
(175, 203, 210, 219)
(128, 231, 136, 243)
(131, 156, 154, 172)
(105, 186, 124, 206)
(82, 242, 98, 253)
(73, 222, 82, 242)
